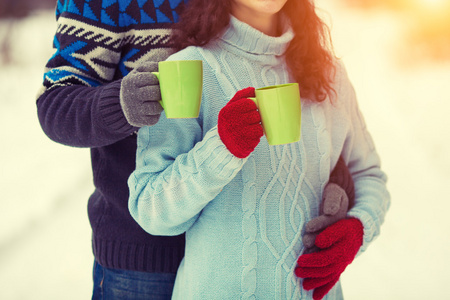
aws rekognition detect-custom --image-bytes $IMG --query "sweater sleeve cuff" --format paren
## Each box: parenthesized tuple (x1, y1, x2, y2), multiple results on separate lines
(193, 126, 248, 179)
(347, 208, 378, 256)
(97, 80, 138, 134)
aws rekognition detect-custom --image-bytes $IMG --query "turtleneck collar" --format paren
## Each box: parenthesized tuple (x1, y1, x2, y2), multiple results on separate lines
(220, 15, 294, 57)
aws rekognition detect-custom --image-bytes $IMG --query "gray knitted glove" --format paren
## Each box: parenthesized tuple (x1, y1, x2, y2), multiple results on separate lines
(303, 183, 349, 252)
(120, 61, 163, 127)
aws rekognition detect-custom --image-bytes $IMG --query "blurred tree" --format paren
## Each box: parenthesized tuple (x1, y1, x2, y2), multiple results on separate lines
(0, 0, 55, 64)
(0, 0, 55, 18)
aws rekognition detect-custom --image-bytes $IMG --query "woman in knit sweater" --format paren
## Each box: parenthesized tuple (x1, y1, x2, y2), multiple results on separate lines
(128, 0, 390, 299)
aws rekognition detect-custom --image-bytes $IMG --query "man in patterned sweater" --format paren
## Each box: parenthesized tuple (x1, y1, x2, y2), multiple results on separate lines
(36, 0, 355, 298)
(37, 1, 188, 298)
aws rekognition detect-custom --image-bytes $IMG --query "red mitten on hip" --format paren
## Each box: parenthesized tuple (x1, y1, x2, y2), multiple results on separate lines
(218, 87, 263, 158)
(295, 218, 364, 300)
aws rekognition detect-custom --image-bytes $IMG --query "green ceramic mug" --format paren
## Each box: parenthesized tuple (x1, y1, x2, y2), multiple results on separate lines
(250, 83, 301, 145)
(152, 60, 203, 118)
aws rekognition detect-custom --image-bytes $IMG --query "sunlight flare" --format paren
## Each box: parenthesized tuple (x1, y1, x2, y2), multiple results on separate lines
(416, 0, 447, 8)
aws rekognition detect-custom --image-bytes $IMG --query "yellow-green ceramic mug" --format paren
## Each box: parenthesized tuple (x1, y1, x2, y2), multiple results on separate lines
(250, 83, 301, 145)
(152, 60, 203, 118)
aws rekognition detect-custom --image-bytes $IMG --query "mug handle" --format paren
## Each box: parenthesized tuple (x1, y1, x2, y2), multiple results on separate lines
(151, 71, 164, 109)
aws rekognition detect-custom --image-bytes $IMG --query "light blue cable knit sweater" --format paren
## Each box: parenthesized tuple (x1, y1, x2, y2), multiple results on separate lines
(128, 16, 390, 300)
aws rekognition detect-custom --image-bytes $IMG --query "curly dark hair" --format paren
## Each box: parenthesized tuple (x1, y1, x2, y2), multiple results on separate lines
(171, 0, 336, 102)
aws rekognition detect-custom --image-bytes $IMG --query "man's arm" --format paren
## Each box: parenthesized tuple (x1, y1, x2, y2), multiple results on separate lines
(36, 0, 175, 147)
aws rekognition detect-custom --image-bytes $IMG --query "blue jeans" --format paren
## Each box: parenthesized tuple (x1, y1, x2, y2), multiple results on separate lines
(92, 261, 176, 300)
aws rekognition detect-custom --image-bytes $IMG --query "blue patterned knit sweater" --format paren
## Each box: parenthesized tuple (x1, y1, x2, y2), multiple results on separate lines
(128, 16, 390, 299)
(36, 0, 187, 273)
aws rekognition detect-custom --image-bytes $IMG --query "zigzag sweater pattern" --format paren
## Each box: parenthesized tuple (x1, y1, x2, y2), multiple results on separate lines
(36, 0, 187, 273)
(128, 17, 390, 299)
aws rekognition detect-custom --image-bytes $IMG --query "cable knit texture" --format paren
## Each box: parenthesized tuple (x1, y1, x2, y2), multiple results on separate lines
(128, 16, 390, 300)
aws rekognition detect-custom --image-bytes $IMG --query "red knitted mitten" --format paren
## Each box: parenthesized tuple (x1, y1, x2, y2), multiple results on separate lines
(218, 87, 263, 158)
(295, 218, 364, 300)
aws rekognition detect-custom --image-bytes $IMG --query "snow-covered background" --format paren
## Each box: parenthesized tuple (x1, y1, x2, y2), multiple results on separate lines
(1, 1, 449, 299)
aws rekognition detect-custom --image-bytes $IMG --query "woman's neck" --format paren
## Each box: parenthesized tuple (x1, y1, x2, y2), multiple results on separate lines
(231, 10, 281, 37)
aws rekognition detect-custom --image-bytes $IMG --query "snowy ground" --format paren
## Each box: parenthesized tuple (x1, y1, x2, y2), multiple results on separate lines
(0, 10, 93, 300)
(1, 2, 449, 299)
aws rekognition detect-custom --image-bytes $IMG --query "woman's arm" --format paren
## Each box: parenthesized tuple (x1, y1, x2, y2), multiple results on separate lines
(339, 62, 391, 254)
(128, 120, 247, 236)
